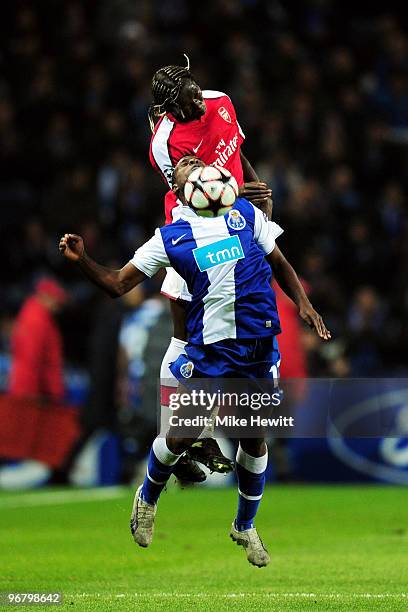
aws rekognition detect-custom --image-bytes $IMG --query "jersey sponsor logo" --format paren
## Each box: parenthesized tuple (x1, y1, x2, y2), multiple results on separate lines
(171, 233, 187, 246)
(192, 139, 203, 154)
(180, 361, 194, 378)
(227, 209, 246, 230)
(213, 133, 239, 169)
(218, 107, 232, 123)
(193, 235, 244, 272)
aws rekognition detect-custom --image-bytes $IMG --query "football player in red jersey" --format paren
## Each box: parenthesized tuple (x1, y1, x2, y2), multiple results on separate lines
(149, 56, 271, 223)
(148, 57, 272, 478)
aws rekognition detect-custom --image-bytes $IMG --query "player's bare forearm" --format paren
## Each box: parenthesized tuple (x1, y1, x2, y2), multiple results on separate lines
(240, 151, 273, 219)
(240, 151, 259, 183)
(59, 233, 146, 297)
(77, 253, 143, 298)
(267, 246, 331, 340)
(268, 247, 308, 307)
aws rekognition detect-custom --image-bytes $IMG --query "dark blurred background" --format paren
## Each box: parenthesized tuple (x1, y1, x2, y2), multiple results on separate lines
(0, 0, 407, 487)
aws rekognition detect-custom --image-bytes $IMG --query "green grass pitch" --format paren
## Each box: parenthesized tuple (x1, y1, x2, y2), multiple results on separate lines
(2, 484, 407, 611)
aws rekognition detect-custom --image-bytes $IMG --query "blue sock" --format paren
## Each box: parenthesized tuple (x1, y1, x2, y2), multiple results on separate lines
(141, 437, 181, 505)
(235, 445, 268, 531)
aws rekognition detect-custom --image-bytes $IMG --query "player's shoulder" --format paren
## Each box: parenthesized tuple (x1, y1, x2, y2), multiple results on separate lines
(151, 115, 175, 142)
(159, 218, 190, 238)
(203, 90, 237, 118)
(233, 197, 256, 216)
(202, 90, 230, 100)
(234, 198, 270, 222)
(203, 90, 235, 108)
(226, 198, 257, 228)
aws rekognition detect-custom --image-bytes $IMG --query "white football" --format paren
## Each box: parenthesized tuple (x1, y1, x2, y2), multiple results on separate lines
(184, 165, 239, 217)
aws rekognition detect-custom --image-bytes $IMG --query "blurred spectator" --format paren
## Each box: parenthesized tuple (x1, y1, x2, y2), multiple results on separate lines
(0, 278, 79, 489)
(117, 289, 171, 482)
(9, 278, 67, 401)
(82, 292, 126, 434)
(347, 287, 386, 376)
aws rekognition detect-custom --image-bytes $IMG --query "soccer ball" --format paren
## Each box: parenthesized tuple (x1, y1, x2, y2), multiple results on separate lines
(184, 165, 239, 217)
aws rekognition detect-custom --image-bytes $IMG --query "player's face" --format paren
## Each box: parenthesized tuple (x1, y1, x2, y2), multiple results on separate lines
(173, 156, 205, 197)
(177, 80, 206, 120)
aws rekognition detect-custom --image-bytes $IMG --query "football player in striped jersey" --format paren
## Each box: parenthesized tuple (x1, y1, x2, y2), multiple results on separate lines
(59, 157, 330, 567)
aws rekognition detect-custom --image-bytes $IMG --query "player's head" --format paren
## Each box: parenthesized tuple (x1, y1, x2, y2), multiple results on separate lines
(172, 155, 205, 204)
(148, 54, 206, 131)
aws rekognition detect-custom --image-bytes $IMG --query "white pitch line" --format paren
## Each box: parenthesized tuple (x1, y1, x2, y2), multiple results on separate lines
(0, 487, 127, 509)
(75, 592, 408, 600)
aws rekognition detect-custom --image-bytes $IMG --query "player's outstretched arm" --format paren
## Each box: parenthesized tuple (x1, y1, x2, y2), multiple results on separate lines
(58, 233, 146, 298)
(240, 151, 273, 219)
(267, 246, 331, 341)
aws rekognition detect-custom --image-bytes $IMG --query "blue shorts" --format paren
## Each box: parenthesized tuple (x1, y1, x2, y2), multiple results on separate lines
(169, 336, 281, 381)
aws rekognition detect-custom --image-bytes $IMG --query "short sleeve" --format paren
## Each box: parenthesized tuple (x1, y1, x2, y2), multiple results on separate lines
(129, 229, 170, 277)
(253, 206, 284, 255)
(237, 120, 245, 139)
(226, 94, 245, 139)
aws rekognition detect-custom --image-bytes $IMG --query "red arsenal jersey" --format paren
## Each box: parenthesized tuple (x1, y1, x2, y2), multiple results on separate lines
(149, 90, 245, 223)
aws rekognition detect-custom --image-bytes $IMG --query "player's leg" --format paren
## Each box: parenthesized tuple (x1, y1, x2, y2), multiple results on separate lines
(228, 337, 279, 567)
(160, 331, 206, 484)
(168, 298, 187, 340)
(131, 348, 223, 549)
(168, 338, 269, 563)
(230, 437, 270, 567)
(131, 434, 196, 547)
(166, 298, 233, 474)
(131, 371, 202, 549)
(235, 438, 268, 531)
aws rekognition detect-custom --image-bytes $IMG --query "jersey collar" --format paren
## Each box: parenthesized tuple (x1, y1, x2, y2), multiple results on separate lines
(166, 110, 207, 125)
(172, 204, 198, 221)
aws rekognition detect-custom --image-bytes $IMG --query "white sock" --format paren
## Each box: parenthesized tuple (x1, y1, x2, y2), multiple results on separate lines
(152, 436, 181, 466)
(160, 336, 187, 380)
(160, 337, 188, 434)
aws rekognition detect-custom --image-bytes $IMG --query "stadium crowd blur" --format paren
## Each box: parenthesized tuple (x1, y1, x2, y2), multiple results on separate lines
(0, 1, 407, 480)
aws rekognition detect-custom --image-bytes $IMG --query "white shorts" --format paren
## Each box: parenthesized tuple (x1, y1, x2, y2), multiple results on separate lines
(161, 267, 192, 302)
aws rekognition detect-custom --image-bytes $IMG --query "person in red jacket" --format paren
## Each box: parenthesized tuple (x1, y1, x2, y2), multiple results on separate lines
(0, 278, 79, 489)
(9, 278, 67, 402)
(274, 282, 308, 381)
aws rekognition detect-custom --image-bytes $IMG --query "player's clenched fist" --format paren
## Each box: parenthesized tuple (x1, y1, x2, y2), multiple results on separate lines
(59, 233, 84, 262)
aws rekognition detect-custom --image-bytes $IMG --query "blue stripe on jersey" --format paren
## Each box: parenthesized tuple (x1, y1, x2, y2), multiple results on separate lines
(225, 199, 281, 339)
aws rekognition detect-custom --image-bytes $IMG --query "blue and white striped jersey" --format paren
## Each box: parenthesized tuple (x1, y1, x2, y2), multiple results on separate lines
(130, 198, 283, 345)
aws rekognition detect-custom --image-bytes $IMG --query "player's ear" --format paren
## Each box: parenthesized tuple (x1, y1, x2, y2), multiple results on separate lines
(172, 172, 182, 194)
